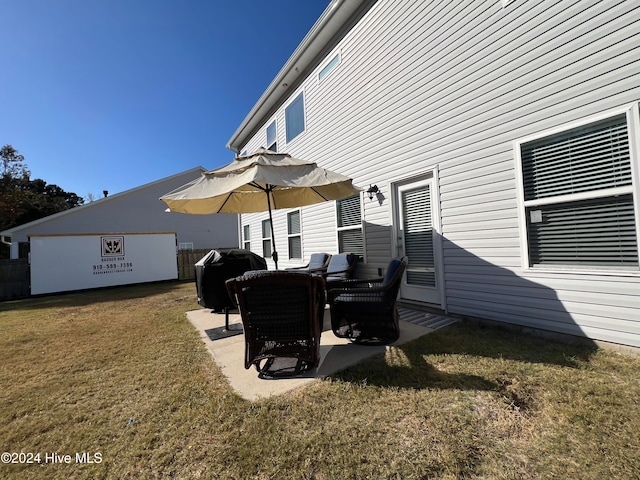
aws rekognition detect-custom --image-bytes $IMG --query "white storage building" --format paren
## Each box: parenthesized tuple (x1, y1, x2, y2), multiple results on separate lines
(1, 167, 239, 295)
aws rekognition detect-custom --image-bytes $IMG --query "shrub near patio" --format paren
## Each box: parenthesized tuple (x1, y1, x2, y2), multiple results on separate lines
(1, 282, 639, 479)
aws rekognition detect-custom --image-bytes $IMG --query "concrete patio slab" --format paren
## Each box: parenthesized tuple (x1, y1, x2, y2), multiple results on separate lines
(187, 307, 434, 401)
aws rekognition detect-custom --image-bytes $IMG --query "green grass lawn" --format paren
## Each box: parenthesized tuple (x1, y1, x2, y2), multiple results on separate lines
(1, 281, 639, 479)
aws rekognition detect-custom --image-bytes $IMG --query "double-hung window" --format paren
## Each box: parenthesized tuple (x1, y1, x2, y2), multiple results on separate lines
(516, 105, 639, 271)
(285, 92, 305, 143)
(243, 225, 250, 251)
(262, 219, 272, 259)
(266, 120, 277, 152)
(287, 210, 302, 259)
(336, 194, 364, 257)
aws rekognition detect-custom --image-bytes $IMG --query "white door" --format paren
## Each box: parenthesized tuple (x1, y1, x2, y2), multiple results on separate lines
(394, 177, 442, 305)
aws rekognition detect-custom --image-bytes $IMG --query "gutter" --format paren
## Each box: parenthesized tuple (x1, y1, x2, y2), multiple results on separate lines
(226, 0, 375, 153)
(1, 235, 11, 247)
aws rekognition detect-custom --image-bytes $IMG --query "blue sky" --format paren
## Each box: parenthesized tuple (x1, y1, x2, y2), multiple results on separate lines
(0, 0, 329, 200)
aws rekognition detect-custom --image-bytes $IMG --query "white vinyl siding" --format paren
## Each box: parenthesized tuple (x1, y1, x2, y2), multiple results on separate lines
(235, 0, 640, 347)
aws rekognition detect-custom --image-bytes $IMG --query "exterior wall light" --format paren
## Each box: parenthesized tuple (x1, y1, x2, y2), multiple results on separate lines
(366, 184, 379, 200)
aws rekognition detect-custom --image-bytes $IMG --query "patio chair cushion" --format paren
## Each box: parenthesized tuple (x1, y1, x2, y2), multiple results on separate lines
(308, 253, 330, 270)
(325, 253, 357, 280)
(382, 257, 404, 285)
(327, 253, 351, 273)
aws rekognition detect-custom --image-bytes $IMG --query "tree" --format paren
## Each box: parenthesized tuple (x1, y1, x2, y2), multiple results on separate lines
(0, 144, 84, 234)
(1, 145, 30, 179)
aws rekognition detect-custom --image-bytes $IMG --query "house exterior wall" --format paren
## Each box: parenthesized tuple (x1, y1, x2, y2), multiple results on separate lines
(4, 169, 238, 258)
(235, 0, 640, 347)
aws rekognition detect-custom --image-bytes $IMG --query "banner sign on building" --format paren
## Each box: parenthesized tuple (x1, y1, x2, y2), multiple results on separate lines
(30, 233, 178, 295)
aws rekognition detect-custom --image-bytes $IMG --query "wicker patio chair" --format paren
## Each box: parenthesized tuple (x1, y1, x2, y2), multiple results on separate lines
(328, 256, 408, 345)
(226, 271, 326, 378)
(286, 252, 331, 274)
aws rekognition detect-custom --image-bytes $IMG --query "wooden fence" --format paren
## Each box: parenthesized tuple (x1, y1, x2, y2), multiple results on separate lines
(177, 249, 211, 280)
(0, 258, 30, 301)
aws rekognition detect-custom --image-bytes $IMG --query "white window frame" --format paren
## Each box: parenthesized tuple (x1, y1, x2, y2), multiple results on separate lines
(266, 120, 277, 152)
(242, 224, 250, 251)
(261, 219, 272, 260)
(336, 194, 365, 258)
(514, 103, 640, 275)
(287, 210, 302, 260)
(318, 51, 341, 82)
(285, 91, 306, 145)
(178, 242, 194, 251)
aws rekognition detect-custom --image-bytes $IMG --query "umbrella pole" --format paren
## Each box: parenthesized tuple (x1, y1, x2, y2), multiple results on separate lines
(266, 187, 278, 269)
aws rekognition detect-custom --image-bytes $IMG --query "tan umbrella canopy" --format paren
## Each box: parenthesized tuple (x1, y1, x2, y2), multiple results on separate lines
(161, 148, 361, 268)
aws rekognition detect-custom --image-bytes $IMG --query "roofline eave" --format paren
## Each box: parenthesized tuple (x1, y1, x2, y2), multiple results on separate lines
(226, 0, 374, 154)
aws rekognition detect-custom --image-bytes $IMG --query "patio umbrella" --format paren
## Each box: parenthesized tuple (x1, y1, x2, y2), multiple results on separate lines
(160, 148, 361, 269)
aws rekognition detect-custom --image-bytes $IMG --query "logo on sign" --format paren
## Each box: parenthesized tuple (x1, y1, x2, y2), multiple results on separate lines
(101, 236, 124, 257)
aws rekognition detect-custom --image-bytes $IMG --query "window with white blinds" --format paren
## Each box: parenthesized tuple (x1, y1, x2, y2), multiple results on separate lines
(336, 194, 363, 257)
(519, 110, 639, 269)
(287, 210, 302, 259)
(401, 185, 436, 286)
(261, 219, 271, 259)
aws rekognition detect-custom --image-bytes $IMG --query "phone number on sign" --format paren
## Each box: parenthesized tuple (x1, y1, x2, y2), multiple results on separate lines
(1, 452, 102, 464)
(93, 263, 133, 270)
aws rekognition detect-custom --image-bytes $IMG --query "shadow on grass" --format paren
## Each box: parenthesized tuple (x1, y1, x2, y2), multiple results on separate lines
(328, 227, 602, 391)
(331, 321, 598, 391)
(423, 321, 597, 365)
(0, 280, 191, 312)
